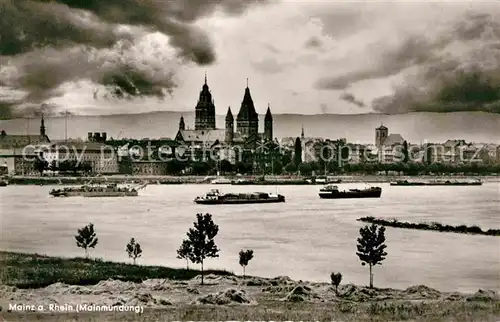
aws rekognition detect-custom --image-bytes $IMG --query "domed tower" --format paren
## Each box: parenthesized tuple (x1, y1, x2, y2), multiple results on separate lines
(195, 73, 216, 130)
(375, 124, 388, 148)
(225, 107, 234, 143)
(236, 80, 259, 137)
(178, 115, 185, 131)
(264, 103, 273, 141)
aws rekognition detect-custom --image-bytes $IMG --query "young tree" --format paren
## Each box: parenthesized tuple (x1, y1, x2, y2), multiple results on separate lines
(356, 223, 388, 288)
(284, 161, 297, 174)
(238, 249, 254, 279)
(182, 213, 220, 285)
(402, 141, 409, 163)
(75, 223, 98, 258)
(176, 239, 192, 270)
(330, 272, 343, 295)
(34, 156, 48, 176)
(126, 238, 142, 265)
(294, 137, 302, 165)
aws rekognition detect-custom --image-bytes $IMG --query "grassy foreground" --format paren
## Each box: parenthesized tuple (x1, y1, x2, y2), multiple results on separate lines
(0, 251, 499, 322)
(0, 251, 231, 288)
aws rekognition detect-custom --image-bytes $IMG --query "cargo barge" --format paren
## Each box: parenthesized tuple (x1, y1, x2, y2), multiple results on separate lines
(319, 185, 382, 199)
(194, 189, 285, 204)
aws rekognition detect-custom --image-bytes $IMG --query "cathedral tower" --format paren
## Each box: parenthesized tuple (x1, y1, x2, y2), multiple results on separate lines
(225, 107, 234, 143)
(195, 73, 216, 130)
(236, 80, 259, 137)
(264, 103, 273, 141)
(375, 124, 388, 148)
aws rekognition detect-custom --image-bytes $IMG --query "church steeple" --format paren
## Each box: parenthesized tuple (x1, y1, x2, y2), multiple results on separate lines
(225, 106, 234, 143)
(237, 81, 259, 137)
(264, 103, 273, 141)
(301, 125, 304, 139)
(179, 115, 185, 131)
(40, 113, 46, 137)
(195, 72, 216, 130)
(265, 103, 273, 121)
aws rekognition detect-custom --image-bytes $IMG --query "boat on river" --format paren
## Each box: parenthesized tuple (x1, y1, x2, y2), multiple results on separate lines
(319, 185, 382, 199)
(194, 189, 285, 205)
(49, 182, 147, 197)
(0, 180, 7, 187)
(390, 179, 482, 186)
(211, 177, 232, 184)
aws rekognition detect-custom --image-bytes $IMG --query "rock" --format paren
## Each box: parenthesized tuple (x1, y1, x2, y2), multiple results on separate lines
(187, 287, 200, 294)
(92, 279, 138, 295)
(242, 277, 271, 286)
(404, 285, 441, 299)
(282, 285, 318, 302)
(142, 279, 171, 291)
(191, 274, 238, 285)
(195, 288, 253, 305)
(338, 284, 378, 302)
(117, 291, 156, 307)
(467, 289, 498, 302)
(445, 292, 464, 301)
(156, 297, 173, 306)
(289, 285, 312, 296)
(270, 276, 294, 286)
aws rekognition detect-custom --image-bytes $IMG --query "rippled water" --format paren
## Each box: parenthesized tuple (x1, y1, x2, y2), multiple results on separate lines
(1, 182, 499, 293)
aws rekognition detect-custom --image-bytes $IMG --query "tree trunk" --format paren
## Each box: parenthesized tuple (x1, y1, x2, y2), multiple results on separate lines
(369, 264, 373, 288)
(243, 266, 246, 279)
(85, 248, 88, 259)
(201, 261, 204, 285)
(133, 258, 136, 265)
(186, 259, 189, 270)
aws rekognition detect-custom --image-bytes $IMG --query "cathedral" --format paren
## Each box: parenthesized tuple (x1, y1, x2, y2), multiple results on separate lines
(175, 75, 274, 149)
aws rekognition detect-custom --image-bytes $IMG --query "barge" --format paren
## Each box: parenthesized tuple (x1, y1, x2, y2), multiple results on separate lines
(49, 183, 147, 197)
(194, 189, 285, 204)
(319, 185, 382, 199)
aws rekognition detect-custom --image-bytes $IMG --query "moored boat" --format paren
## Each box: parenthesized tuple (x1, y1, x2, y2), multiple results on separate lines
(390, 179, 482, 186)
(211, 178, 232, 184)
(319, 185, 382, 199)
(194, 189, 285, 204)
(49, 182, 147, 197)
(0, 180, 7, 187)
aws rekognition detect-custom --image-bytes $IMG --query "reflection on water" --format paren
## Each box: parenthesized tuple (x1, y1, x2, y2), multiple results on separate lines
(1, 182, 499, 292)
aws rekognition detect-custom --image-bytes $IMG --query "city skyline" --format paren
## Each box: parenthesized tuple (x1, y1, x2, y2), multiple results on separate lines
(0, 1, 499, 117)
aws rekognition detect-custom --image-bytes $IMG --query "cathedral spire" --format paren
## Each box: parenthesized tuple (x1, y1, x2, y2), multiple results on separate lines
(40, 113, 46, 137)
(204, 71, 207, 85)
(301, 125, 304, 139)
(265, 103, 272, 121)
(226, 106, 233, 121)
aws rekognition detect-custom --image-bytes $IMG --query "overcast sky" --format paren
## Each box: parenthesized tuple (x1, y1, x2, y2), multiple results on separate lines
(0, 0, 499, 117)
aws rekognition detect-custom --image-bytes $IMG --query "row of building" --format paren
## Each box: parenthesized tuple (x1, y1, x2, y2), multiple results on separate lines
(1, 77, 499, 176)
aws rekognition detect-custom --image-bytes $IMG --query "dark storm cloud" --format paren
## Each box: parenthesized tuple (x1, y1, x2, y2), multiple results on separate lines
(315, 35, 445, 90)
(340, 92, 365, 108)
(372, 12, 500, 114)
(0, 0, 271, 117)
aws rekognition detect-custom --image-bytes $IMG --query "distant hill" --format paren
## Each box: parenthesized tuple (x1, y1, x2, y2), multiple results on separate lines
(0, 111, 499, 144)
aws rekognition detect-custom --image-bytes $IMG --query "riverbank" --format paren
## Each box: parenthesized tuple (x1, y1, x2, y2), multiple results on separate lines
(4, 174, 499, 185)
(0, 251, 498, 321)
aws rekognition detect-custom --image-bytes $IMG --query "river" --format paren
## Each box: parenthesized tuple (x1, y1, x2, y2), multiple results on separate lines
(1, 182, 499, 293)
